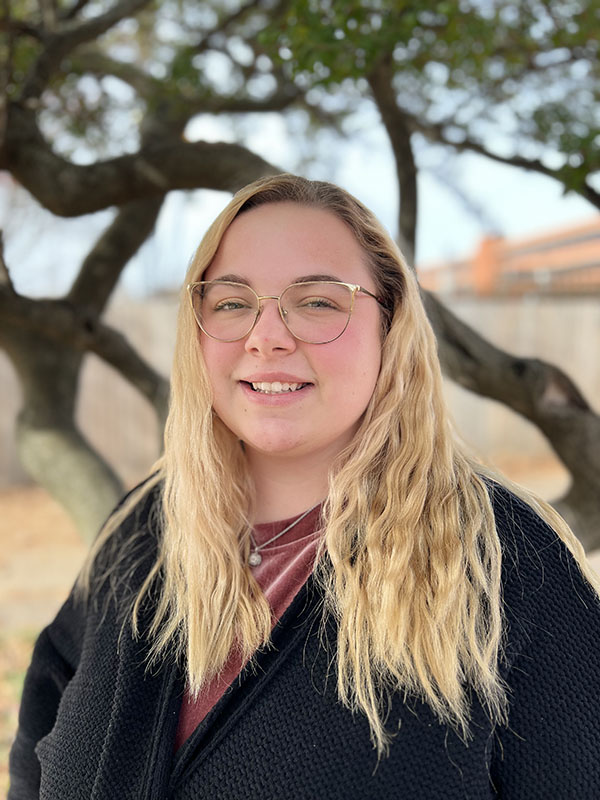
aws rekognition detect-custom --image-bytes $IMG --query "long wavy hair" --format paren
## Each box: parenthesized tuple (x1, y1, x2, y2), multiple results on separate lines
(79, 174, 599, 755)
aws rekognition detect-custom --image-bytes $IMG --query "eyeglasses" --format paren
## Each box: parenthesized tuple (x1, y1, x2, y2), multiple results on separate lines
(187, 280, 385, 344)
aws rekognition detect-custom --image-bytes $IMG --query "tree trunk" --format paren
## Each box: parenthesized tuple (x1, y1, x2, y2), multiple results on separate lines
(6, 334, 124, 543)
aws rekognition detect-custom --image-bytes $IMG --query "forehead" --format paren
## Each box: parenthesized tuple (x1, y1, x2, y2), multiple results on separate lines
(203, 202, 374, 289)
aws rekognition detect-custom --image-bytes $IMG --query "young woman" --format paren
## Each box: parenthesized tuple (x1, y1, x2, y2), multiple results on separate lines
(10, 175, 600, 799)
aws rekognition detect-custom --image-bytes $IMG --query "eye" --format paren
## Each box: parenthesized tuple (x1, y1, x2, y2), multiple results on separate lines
(298, 296, 342, 311)
(213, 298, 253, 312)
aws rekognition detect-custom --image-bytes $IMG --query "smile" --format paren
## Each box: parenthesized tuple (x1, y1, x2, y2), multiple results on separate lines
(249, 381, 310, 394)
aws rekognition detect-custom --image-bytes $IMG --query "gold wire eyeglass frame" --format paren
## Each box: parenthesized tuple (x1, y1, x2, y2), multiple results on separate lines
(187, 280, 385, 344)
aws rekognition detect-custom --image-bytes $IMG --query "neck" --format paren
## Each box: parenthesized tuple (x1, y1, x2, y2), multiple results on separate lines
(246, 449, 330, 523)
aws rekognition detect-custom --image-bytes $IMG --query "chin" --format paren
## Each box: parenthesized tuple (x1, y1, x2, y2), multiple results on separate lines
(249, 439, 307, 457)
(240, 429, 310, 456)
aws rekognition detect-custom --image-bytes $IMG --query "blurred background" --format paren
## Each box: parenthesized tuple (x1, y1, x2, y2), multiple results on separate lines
(1, 0, 599, 791)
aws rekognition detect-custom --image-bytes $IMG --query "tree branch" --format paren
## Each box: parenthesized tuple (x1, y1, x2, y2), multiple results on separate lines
(368, 57, 417, 265)
(422, 289, 600, 545)
(38, 0, 59, 31)
(422, 291, 591, 416)
(0, 230, 15, 291)
(0, 288, 169, 420)
(3, 105, 281, 215)
(581, 182, 600, 210)
(68, 195, 163, 314)
(0, 7, 15, 148)
(59, 0, 94, 22)
(194, 0, 263, 54)
(70, 49, 162, 96)
(409, 114, 600, 211)
(51, 0, 151, 49)
(87, 318, 170, 424)
(194, 0, 293, 56)
(20, 0, 154, 98)
(71, 48, 300, 116)
(0, 18, 44, 39)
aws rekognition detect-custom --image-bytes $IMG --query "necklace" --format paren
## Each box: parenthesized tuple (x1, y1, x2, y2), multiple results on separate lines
(248, 501, 321, 567)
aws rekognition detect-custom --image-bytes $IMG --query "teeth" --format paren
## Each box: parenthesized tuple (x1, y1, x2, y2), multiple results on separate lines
(250, 381, 305, 394)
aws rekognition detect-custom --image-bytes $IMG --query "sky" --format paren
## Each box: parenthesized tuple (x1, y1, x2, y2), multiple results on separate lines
(1, 109, 596, 300)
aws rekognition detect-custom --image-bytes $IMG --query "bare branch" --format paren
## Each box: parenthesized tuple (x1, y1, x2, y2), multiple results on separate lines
(422, 289, 600, 548)
(205, 89, 300, 114)
(70, 49, 162, 97)
(422, 289, 599, 475)
(21, 0, 154, 98)
(194, 0, 292, 56)
(0, 18, 44, 39)
(72, 48, 300, 117)
(68, 196, 164, 314)
(195, 0, 262, 54)
(38, 0, 59, 31)
(88, 318, 170, 423)
(456, 141, 600, 212)
(368, 56, 417, 265)
(3, 105, 281, 215)
(0, 48, 9, 150)
(0, 287, 169, 419)
(49, 0, 151, 46)
(408, 114, 600, 211)
(581, 182, 600, 210)
(0, 231, 15, 291)
(59, 0, 94, 22)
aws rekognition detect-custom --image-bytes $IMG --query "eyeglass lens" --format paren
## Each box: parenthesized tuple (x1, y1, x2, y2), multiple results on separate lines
(191, 281, 354, 343)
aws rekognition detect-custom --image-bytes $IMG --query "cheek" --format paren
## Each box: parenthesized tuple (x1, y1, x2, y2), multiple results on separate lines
(321, 331, 381, 399)
(200, 339, 233, 378)
(198, 345, 232, 410)
(199, 341, 216, 382)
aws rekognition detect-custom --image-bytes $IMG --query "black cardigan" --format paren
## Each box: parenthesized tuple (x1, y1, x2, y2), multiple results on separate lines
(9, 484, 600, 799)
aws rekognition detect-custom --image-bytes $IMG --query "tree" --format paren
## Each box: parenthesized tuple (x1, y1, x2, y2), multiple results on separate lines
(1, 0, 599, 547)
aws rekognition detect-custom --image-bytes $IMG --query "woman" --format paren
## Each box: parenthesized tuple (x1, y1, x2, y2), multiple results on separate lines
(10, 174, 600, 798)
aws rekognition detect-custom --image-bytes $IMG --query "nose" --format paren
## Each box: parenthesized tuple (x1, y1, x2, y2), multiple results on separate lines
(244, 297, 296, 355)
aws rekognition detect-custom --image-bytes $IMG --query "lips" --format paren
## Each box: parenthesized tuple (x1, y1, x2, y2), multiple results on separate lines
(239, 374, 313, 396)
(249, 381, 309, 394)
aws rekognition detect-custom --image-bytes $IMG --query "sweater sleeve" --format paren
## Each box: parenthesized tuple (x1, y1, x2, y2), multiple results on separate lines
(490, 489, 600, 798)
(8, 592, 84, 800)
(8, 478, 161, 800)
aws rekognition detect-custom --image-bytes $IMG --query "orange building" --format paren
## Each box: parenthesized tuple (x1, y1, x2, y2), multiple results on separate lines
(418, 217, 600, 296)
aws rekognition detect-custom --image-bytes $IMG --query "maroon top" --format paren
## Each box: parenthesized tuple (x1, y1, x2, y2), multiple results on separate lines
(174, 504, 323, 750)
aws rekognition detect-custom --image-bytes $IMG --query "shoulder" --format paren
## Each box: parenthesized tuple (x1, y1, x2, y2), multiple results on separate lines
(484, 490, 600, 791)
(486, 480, 589, 592)
(102, 473, 164, 544)
(486, 480, 600, 665)
(92, 475, 164, 576)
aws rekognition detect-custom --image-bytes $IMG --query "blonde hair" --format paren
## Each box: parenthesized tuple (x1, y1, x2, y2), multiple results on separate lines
(79, 174, 599, 755)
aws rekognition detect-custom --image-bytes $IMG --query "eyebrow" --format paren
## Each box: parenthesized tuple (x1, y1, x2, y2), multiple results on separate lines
(209, 273, 344, 285)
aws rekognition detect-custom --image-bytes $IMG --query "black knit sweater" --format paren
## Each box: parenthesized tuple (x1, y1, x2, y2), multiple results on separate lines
(8, 484, 600, 799)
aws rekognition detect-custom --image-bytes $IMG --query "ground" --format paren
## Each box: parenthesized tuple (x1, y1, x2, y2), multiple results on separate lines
(0, 487, 84, 795)
(1, 476, 599, 795)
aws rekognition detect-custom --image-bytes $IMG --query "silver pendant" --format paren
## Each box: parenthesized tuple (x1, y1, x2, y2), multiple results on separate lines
(249, 551, 262, 567)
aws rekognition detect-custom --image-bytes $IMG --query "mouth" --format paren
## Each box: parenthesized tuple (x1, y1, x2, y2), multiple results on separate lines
(241, 380, 312, 395)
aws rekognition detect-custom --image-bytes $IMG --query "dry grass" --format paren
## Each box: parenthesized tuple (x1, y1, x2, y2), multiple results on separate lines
(0, 630, 38, 794)
(0, 487, 85, 797)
